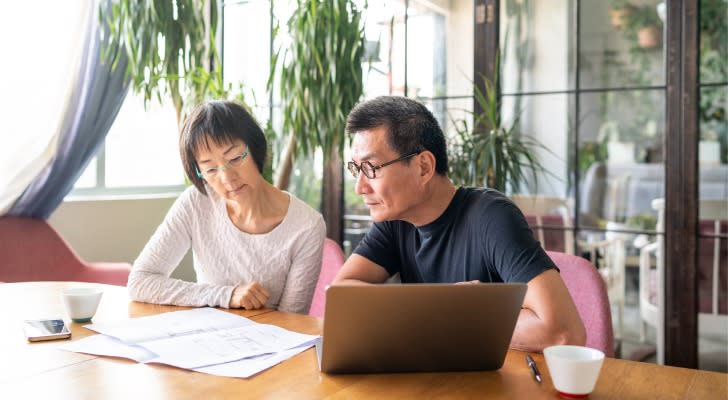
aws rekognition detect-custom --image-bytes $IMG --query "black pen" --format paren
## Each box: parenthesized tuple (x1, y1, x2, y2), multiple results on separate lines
(525, 354, 542, 383)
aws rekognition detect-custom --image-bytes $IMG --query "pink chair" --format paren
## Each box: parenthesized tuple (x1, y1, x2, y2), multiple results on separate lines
(309, 238, 346, 317)
(547, 251, 615, 357)
(0, 216, 131, 285)
(511, 195, 575, 255)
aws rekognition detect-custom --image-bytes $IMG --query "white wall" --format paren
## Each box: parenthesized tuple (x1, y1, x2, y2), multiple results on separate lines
(446, 0, 473, 97)
(49, 194, 195, 282)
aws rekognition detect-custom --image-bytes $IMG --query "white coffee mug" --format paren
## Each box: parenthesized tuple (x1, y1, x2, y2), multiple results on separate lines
(61, 288, 103, 323)
(544, 345, 605, 398)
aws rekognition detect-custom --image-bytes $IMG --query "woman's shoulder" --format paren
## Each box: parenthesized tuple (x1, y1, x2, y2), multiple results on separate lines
(171, 186, 219, 218)
(284, 193, 325, 230)
(285, 193, 321, 215)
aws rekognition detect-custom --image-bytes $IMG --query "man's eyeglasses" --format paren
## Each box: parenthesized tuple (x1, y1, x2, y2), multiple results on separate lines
(347, 150, 421, 179)
(196, 145, 249, 180)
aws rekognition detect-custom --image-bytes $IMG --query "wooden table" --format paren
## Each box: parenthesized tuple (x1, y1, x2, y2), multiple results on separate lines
(0, 282, 725, 399)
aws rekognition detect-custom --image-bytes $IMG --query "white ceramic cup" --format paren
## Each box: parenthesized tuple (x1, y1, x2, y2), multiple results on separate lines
(61, 288, 103, 323)
(544, 345, 605, 398)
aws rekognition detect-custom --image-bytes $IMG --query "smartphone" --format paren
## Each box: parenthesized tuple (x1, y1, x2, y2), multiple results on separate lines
(23, 319, 72, 342)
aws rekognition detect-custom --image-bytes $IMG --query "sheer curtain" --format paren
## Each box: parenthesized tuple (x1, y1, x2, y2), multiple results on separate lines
(0, 2, 91, 214)
(2, 0, 130, 219)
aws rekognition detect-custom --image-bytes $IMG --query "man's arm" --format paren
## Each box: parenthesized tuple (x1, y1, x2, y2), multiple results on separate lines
(510, 269, 586, 352)
(331, 254, 390, 285)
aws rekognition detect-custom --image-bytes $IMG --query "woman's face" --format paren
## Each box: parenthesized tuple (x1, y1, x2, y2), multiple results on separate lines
(194, 139, 262, 203)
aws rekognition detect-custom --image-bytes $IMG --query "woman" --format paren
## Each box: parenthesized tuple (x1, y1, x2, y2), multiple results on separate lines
(128, 100, 326, 314)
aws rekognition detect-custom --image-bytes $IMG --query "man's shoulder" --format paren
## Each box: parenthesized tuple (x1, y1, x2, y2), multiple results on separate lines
(458, 186, 508, 201)
(456, 187, 514, 214)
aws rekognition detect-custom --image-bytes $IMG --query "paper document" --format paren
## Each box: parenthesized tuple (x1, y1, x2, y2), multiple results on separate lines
(60, 334, 157, 363)
(59, 308, 319, 377)
(85, 307, 250, 343)
(141, 323, 319, 369)
(194, 342, 316, 378)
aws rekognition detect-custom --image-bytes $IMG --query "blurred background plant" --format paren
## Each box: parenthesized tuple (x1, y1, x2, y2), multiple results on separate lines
(448, 69, 553, 194)
(698, 0, 727, 162)
(100, 0, 224, 128)
(269, 0, 368, 242)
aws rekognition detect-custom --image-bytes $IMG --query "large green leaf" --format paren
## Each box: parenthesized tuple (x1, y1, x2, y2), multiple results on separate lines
(270, 0, 366, 162)
(100, 0, 220, 123)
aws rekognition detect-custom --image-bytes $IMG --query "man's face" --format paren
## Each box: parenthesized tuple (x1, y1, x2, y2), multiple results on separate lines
(350, 126, 422, 222)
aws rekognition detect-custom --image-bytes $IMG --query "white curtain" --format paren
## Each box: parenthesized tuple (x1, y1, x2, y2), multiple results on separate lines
(0, 2, 91, 214)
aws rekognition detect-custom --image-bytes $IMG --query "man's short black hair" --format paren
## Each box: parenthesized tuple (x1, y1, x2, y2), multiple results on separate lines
(346, 96, 448, 175)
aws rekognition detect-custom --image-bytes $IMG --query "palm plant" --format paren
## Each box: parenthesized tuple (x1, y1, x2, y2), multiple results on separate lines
(99, 0, 221, 126)
(269, 0, 367, 242)
(270, 0, 366, 187)
(448, 70, 552, 194)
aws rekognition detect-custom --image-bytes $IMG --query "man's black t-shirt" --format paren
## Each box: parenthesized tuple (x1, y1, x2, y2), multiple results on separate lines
(353, 187, 556, 283)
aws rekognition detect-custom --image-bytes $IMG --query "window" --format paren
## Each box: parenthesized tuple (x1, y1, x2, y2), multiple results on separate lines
(73, 93, 185, 195)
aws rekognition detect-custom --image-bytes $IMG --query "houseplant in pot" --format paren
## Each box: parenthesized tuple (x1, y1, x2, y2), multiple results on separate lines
(626, 5, 663, 49)
(448, 69, 552, 194)
(608, 0, 635, 29)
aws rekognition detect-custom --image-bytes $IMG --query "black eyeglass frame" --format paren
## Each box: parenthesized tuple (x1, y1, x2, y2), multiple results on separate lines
(347, 150, 422, 179)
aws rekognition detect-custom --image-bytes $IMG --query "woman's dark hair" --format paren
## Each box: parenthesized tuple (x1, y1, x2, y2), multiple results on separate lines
(345, 96, 448, 175)
(180, 100, 267, 195)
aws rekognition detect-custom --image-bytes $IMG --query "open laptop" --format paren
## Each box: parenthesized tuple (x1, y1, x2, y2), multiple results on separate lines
(316, 283, 527, 374)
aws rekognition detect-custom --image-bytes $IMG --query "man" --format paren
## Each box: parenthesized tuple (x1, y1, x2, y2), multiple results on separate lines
(332, 96, 586, 352)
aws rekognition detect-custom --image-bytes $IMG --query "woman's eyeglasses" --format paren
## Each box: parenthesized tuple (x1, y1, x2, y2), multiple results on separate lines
(195, 145, 250, 180)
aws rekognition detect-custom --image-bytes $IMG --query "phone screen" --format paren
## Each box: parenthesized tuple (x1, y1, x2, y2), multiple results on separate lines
(23, 319, 71, 341)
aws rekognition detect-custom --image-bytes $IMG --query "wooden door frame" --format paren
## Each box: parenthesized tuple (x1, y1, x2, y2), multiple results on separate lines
(664, 0, 699, 368)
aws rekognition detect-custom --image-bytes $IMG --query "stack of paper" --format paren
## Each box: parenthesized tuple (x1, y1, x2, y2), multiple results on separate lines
(59, 308, 319, 378)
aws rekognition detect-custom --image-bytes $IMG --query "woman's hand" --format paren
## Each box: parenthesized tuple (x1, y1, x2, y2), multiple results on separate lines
(229, 282, 271, 309)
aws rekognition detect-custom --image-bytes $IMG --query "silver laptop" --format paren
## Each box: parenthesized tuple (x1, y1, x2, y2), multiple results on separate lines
(317, 283, 527, 374)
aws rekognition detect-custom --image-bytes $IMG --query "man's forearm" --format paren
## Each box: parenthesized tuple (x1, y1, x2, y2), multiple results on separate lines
(330, 278, 375, 286)
(509, 308, 585, 353)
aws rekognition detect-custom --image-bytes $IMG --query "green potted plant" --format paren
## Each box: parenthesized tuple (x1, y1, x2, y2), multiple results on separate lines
(447, 68, 552, 194)
(626, 5, 663, 49)
(99, 0, 223, 127)
(608, 0, 635, 29)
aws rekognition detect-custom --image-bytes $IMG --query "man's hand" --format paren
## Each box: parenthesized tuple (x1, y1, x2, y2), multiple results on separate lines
(229, 282, 271, 309)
